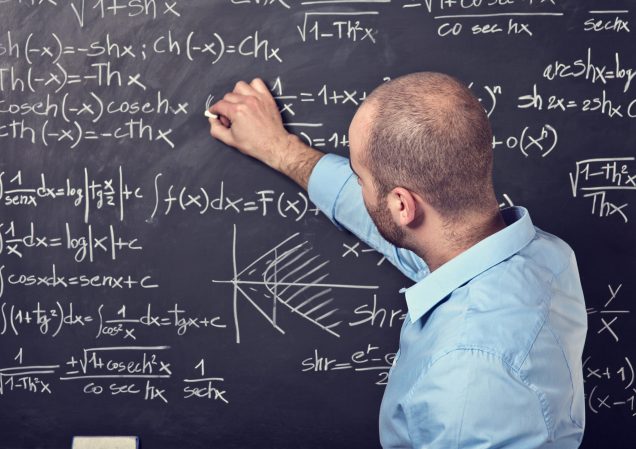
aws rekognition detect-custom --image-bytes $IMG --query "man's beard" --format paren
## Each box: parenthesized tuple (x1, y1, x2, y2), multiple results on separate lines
(367, 196, 406, 248)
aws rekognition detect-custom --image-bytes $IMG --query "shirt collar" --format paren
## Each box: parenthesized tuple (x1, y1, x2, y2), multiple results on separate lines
(404, 206, 536, 323)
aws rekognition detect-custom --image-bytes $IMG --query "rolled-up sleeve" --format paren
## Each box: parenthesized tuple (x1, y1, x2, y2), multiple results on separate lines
(308, 153, 429, 282)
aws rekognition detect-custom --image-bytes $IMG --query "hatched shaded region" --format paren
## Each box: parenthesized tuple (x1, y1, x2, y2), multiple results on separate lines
(212, 225, 379, 343)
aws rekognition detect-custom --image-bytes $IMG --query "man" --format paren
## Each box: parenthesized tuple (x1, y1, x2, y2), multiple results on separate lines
(208, 72, 588, 448)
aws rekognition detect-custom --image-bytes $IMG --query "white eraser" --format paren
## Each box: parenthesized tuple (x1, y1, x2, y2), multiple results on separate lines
(72, 436, 138, 449)
(204, 110, 218, 119)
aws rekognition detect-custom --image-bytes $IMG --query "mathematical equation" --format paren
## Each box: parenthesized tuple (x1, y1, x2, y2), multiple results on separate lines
(0, 169, 320, 223)
(302, 344, 396, 386)
(0, 347, 229, 404)
(0, 302, 227, 338)
(569, 157, 635, 223)
(2, 0, 630, 43)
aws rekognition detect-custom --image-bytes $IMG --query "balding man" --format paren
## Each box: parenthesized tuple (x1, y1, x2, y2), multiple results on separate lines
(208, 72, 587, 449)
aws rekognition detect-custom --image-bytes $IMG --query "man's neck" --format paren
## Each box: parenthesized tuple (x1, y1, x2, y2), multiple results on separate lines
(419, 209, 507, 272)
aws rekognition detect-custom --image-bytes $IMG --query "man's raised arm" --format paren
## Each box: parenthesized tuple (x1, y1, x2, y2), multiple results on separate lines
(208, 78, 428, 282)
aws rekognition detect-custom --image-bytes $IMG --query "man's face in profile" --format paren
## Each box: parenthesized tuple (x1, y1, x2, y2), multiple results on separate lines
(349, 104, 406, 249)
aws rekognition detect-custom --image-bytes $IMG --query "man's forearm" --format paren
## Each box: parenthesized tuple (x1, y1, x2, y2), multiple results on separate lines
(272, 134, 325, 191)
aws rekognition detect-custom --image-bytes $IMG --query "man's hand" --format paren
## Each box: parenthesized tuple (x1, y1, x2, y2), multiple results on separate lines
(208, 78, 325, 190)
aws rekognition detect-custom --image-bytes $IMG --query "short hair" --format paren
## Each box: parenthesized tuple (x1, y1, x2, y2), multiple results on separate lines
(363, 72, 495, 221)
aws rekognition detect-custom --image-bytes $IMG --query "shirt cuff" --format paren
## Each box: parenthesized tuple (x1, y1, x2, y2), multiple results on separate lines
(307, 153, 355, 229)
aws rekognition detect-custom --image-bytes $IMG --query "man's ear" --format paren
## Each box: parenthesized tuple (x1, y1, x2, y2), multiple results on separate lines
(388, 187, 418, 226)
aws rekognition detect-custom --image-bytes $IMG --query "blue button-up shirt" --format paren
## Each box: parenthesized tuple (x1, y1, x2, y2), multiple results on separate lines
(308, 153, 587, 449)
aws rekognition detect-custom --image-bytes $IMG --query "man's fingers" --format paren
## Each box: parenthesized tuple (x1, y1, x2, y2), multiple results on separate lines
(233, 80, 256, 96)
(210, 100, 235, 121)
(209, 118, 234, 146)
(207, 113, 231, 128)
(251, 78, 277, 106)
(221, 92, 247, 104)
(219, 115, 231, 127)
(250, 78, 270, 95)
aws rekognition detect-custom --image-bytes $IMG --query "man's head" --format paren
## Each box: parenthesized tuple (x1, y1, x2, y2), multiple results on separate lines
(348, 72, 497, 251)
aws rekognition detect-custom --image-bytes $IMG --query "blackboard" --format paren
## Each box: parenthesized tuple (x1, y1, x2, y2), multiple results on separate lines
(1, 0, 635, 448)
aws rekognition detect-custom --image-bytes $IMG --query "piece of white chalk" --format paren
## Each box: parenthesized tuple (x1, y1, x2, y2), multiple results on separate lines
(204, 110, 218, 119)
(72, 436, 138, 449)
